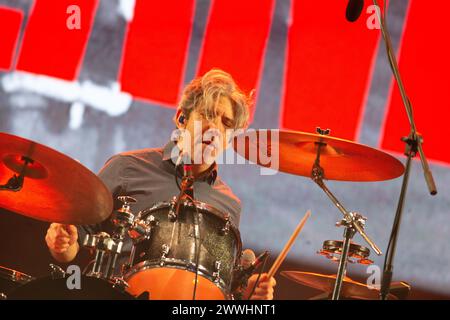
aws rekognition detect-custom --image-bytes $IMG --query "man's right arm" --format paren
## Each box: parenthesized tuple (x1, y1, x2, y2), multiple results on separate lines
(45, 155, 127, 263)
(45, 223, 80, 263)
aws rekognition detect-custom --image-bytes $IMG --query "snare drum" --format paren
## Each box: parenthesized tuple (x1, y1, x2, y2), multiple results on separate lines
(124, 200, 242, 300)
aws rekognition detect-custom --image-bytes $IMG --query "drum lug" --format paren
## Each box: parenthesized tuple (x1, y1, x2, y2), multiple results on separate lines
(0, 293, 6, 300)
(49, 264, 66, 279)
(221, 215, 231, 235)
(112, 277, 130, 292)
(160, 244, 170, 266)
(121, 263, 131, 273)
(213, 261, 221, 283)
(168, 197, 178, 221)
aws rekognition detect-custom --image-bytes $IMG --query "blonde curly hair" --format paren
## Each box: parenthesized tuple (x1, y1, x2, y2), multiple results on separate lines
(177, 69, 252, 129)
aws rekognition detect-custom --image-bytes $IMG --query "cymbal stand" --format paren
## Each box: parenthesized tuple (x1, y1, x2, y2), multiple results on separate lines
(0, 156, 33, 191)
(311, 128, 382, 300)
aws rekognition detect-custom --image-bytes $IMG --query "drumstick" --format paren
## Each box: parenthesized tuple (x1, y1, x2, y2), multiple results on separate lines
(267, 210, 311, 279)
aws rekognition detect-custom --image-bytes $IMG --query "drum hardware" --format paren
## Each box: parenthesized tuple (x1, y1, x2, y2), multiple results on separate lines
(221, 215, 231, 235)
(102, 238, 123, 280)
(49, 264, 66, 280)
(114, 196, 137, 231)
(213, 261, 221, 283)
(104, 196, 138, 279)
(309, 127, 381, 300)
(0, 265, 35, 298)
(0, 155, 36, 192)
(83, 232, 114, 278)
(160, 244, 171, 266)
(168, 196, 178, 221)
(128, 219, 153, 243)
(111, 277, 130, 293)
(318, 240, 373, 265)
(362, 1, 437, 299)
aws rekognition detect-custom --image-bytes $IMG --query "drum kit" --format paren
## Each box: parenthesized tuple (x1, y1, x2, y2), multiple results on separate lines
(0, 127, 408, 300)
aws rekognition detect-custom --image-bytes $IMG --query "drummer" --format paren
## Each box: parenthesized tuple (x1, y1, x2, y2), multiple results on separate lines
(45, 69, 276, 300)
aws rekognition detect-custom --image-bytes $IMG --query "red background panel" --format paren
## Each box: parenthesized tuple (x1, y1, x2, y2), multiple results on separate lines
(381, 0, 450, 165)
(0, 7, 23, 71)
(119, 0, 195, 106)
(281, 1, 384, 140)
(16, 0, 98, 80)
(196, 0, 275, 119)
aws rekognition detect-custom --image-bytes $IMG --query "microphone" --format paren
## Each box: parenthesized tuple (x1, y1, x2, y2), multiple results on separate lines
(241, 249, 256, 269)
(346, 0, 364, 22)
(246, 250, 269, 272)
(175, 151, 193, 177)
(174, 150, 194, 201)
(231, 250, 269, 292)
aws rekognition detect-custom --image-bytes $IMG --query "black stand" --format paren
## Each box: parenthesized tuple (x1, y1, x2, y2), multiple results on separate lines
(311, 128, 381, 300)
(370, 0, 438, 300)
(0, 156, 33, 192)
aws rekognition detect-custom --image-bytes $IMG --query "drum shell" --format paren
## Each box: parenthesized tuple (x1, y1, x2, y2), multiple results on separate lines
(125, 201, 242, 299)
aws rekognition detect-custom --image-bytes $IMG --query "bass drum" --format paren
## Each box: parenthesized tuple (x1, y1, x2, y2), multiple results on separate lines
(0, 266, 34, 298)
(124, 200, 242, 300)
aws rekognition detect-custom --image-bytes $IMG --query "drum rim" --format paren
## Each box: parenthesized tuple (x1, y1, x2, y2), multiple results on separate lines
(0, 266, 35, 284)
(138, 200, 242, 252)
(124, 259, 231, 299)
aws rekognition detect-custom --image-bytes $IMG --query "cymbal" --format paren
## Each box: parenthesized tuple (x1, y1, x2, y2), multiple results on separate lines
(281, 271, 396, 300)
(233, 130, 404, 182)
(0, 132, 112, 225)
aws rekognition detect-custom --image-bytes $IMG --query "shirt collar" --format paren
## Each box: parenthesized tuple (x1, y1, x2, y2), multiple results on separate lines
(162, 140, 218, 185)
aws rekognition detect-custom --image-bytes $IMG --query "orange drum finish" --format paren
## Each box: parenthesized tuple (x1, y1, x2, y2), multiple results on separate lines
(126, 268, 226, 300)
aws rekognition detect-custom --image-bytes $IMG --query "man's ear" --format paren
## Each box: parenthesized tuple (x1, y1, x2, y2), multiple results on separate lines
(174, 109, 185, 128)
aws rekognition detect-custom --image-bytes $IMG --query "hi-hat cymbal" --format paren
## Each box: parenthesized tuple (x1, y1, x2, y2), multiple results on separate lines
(281, 270, 396, 300)
(233, 130, 404, 182)
(0, 132, 112, 225)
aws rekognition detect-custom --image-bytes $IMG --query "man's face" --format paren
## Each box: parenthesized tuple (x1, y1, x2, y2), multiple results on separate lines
(181, 97, 235, 165)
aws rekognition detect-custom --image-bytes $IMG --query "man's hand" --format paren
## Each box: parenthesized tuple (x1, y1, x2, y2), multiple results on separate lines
(45, 223, 79, 262)
(244, 273, 277, 300)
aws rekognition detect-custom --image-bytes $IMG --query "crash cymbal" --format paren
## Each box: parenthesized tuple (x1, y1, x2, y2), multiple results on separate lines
(233, 129, 404, 182)
(281, 271, 397, 300)
(0, 132, 112, 225)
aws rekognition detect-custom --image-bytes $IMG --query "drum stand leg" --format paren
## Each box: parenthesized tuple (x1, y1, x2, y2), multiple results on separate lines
(331, 223, 355, 300)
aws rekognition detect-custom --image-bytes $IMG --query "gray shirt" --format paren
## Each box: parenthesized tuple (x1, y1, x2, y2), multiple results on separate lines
(77, 141, 242, 274)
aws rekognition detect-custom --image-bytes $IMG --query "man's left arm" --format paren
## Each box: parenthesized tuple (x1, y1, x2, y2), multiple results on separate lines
(243, 273, 277, 300)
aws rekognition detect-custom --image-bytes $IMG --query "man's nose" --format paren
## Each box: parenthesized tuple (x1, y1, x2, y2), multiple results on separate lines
(203, 117, 220, 130)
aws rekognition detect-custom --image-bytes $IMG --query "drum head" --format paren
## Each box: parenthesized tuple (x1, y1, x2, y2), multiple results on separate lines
(8, 276, 134, 300)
